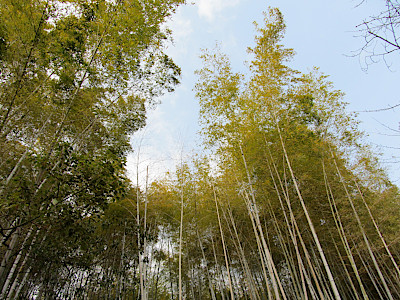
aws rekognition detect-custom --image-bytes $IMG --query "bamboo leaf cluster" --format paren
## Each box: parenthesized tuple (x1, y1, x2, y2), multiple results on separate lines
(0, 0, 184, 298)
(0, 3, 399, 299)
(145, 8, 400, 299)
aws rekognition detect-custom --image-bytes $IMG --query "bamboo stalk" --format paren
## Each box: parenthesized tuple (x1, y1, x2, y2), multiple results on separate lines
(240, 145, 286, 300)
(331, 154, 394, 300)
(212, 183, 235, 300)
(196, 229, 217, 300)
(354, 180, 400, 281)
(323, 161, 369, 299)
(226, 203, 260, 300)
(0, 226, 33, 298)
(267, 152, 325, 299)
(211, 233, 227, 300)
(178, 167, 184, 300)
(273, 116, 342, 300)
(240, 189, 273, 300)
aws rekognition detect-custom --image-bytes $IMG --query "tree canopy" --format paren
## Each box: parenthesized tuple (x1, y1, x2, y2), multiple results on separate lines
(0, 0, 184, 298)
(0, 3, 399, 299)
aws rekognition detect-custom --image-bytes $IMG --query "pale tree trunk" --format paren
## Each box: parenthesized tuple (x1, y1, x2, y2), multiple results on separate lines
(0, 226, 32, 298)
(168, 240, 175, 300)
(210, 235, 227, 300)
(355, 245, 384, 300)
(331, 233, 361, 300)
(196, 229, 217, 300)
(239, 190, 272, 300)
(6, 227, 40, 299)
(266, 159, 311, 300)
(0, 227, 20, 283)
(136, 146, 146, 300)
(212, 184, 235, 300)
(273, 117, 342, 300)
(178, 174, 184, 300)
(240, 145, 286, 300)
(354, 180, 400, 281)
(224, 205, 259, 300)
(12, 227, 49, 299)
(323, 162, 369, 300)
(331, 154, 394, 300)
(268, 163, 310, 300)
(143, 166, 149, 299)
(12, 265, 31, 299)
(268, 153, 325, 299)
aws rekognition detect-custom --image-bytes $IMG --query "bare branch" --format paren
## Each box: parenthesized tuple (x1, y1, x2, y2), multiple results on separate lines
(355, 0, 400, 69)
(355, 102, 400, 113)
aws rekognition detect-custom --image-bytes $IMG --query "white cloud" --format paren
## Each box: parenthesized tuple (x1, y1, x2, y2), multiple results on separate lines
(196, 0, 240, 21)
(162, 7, 193, 58)
(171, 16, 193, 42)
(127, 106, 193, 187)
(127, 109, 174, 185)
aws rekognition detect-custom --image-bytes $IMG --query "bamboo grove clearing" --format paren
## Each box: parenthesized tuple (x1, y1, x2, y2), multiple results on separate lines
(0, 1, 399, 299)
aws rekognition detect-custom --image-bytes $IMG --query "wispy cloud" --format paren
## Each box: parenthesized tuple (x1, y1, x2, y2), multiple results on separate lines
(163, 7, 193, 58)
(196, 0, 241, 21)
(167, 8, 193, 42)
(127, 105, 193, 187)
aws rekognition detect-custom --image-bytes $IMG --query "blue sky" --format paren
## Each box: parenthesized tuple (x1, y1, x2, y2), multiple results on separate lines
(127, 0, 400, 185)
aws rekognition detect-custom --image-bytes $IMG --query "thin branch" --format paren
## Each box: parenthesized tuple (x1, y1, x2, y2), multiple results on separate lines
(355, 102, 400, 113)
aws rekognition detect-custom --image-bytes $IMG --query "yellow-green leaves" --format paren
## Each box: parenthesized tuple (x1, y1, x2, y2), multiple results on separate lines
(195, 48, 244, 148)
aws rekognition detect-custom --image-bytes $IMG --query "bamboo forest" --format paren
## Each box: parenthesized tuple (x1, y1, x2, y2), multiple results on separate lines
(1, 1, 400, 299)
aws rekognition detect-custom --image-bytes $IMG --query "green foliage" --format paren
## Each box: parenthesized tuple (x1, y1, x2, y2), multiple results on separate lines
(147, 7, 400, 299)
(1, 3, 399, 299)
(0, 0, 184, 298)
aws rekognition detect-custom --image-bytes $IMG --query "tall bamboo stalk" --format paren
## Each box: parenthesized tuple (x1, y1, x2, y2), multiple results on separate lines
(354, 180, 400, 280)
(267, 154, 323, 299)
(322, 161, 369, 299)
(212, 184, 235, 300)
(178, 163, 184, 300)
(196, 229, 217, 300)
(331, 153, 394, 300)
(0, 226, 33, 298)
(273, 115, 342, 300)
(240, 145, 285, 299)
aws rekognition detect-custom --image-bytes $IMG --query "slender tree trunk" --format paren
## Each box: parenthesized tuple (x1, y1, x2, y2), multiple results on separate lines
(240, 146, 286, 299)
(210, 234, 227, 300)
(355, 245, 384, 299)
(0, 226, 33, 298)
(178, 163, 185, 300)
(323, 162, 369, 300)
(0, 227, 20, 283)
(273, 118, 342, 300)
(168, 240, 175, 300)
(240, 190, 272, 300)
(225, 205, 259, 300)
(6, 227, 40, 299)
(143, 166, 149, 300)
(354, 180, 400, 280)
(118, 221, 127, 300)
(331, 154, 394, 300)
(212, 184, 235, 300)
(268, 152, 325, 299)
(196, 229, 217, 300)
